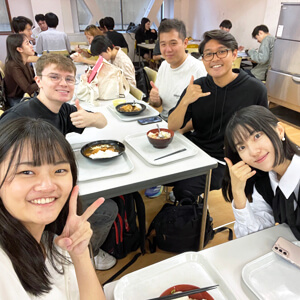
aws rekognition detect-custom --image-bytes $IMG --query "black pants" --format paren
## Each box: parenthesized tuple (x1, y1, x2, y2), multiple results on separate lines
(171, 162, 225, 200)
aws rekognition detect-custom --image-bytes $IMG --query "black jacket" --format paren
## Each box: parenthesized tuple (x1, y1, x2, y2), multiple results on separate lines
(170, 69, 268, 160)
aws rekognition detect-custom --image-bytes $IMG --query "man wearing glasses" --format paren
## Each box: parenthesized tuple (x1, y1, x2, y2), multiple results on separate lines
(0, 53, 107, 135)
(168, 30, 268, 200)
(0, 54, 119, 271)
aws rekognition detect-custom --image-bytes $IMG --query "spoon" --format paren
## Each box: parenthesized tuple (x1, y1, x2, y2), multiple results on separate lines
(156, 124, 164, 138)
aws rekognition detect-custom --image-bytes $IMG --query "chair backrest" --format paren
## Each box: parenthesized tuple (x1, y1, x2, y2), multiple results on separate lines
(129, 84, 144, 100)
(42, 50, 70, 56)
(144, 66, 157, 83)
(121, 47, 128, 55)
(232, 57, 242, 69)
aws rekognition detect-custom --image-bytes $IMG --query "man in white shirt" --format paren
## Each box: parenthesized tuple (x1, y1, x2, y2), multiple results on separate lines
(149, 19, 207, 122)
(31, 14, 48, 41)
(36, 12, 71, 55)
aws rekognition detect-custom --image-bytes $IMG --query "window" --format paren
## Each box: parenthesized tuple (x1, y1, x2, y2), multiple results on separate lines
(0, 0, 12, 34)
(75, 0, 163, 31)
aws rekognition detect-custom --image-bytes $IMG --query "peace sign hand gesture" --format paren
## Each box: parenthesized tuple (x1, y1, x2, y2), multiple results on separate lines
(55, 185, 104, 257)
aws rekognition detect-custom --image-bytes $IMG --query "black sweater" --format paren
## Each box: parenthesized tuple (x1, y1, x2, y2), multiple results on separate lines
(170, 69, 268, 160)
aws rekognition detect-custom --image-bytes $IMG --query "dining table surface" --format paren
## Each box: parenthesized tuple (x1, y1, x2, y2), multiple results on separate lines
(103, 223, 298, 300)
(69, 62, 218, 249)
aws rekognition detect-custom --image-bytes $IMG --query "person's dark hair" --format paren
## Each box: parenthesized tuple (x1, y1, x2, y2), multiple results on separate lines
(219, 19, 232, 29)
(0, 118, 79, 296)
(199, 29, 238, 55)
(36, 53, 76, 76)
(99, 18, 105, 30)
(222, 105, 300, 203)
(140, 17, 150, 31)
(252, 24, 269, 38)
(45, 12, 59, 28)
(11, 16, 33, 33)
(35, 14, 45, 23)
(158, 18, 186, 41)
(90, 35, 114, 56)
(5, 34, 26, 68)
(103, 17, 115, 30)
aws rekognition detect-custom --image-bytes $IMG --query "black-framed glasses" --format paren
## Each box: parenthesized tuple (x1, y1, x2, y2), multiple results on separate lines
(202, 49, 231, 61)
(38, 73, 76, 85)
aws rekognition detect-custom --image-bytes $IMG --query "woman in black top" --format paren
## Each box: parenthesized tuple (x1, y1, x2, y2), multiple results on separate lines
(135, 17, 157, 60)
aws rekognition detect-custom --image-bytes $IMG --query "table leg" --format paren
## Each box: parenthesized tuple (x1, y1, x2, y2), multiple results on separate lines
(199, 169, 212, 250)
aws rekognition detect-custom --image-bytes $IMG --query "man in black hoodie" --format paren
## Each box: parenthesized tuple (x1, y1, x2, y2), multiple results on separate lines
(168, 29, 268, 200)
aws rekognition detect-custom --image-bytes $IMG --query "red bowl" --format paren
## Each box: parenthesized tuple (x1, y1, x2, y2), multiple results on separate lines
(160, 284, 214, 300)
(147, 128, 174, 149)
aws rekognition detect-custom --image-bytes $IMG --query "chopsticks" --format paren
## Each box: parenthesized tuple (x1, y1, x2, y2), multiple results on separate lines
(146, 284, 218, 300)
(154, 148, 187, 161)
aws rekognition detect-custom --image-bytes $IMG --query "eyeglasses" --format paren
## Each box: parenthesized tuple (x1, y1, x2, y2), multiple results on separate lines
(202, 49, 231, 61)
(39, 73, 76, 85)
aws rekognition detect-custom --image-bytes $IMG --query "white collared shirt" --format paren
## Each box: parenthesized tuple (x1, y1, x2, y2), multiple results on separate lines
(232, 154, 300, 238)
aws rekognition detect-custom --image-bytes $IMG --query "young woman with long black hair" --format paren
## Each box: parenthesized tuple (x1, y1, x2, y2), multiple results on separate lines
(222, 105, 300, 239)
(0, 118, 105, 299)
(4, 34, 39, 107)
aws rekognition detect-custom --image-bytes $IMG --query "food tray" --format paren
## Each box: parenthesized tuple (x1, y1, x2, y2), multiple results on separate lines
(124, 131, 199, 165)
(73, 147, 134, 181)
(242, 241, 300, 300)
(113, 251, 237, 300)
(107, 100, 159, 122)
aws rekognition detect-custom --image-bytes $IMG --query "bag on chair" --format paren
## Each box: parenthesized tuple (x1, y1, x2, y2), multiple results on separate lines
(76, 58, 130, 103)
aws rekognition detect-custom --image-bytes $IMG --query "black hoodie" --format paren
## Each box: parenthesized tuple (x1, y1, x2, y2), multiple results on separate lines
(169, 69, 268, 160)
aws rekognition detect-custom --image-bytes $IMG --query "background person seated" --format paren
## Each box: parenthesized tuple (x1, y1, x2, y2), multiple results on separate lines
(102, 17, 129, 51)
(135, 17, 157, 61)
(245, 24, 275, 81)
(4, 34, 38, 107)
(90, 35, 136, 87)
(36, 12, 71, 55)
(31, 14, 48, 40)
(219, 19, 232, 32)
(72, 24, 103, 64)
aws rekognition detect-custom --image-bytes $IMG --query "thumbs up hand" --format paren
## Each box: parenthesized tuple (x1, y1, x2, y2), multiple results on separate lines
(149, 81, 161, 106)
(70, 99, 90, 128)
(182, 76, 211, 106)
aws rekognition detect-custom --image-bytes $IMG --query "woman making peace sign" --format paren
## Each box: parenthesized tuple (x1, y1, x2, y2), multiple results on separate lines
(0, 118, 105, 299)
(222, 106, 300, 239)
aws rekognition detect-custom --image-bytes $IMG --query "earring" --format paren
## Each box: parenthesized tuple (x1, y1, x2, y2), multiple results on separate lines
(282, 137, 285, 141)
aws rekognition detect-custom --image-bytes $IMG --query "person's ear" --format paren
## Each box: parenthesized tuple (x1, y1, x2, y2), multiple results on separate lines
(35, 75, 42, 88)
(232, 49, 238, 60)
(276, 122, 285, 140)
(183, 38, 188, 48)
(16, 47, 23, 53)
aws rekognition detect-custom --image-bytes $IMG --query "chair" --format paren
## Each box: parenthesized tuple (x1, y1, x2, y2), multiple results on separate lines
(232, 57, 242, 69)
(129, 84, 144, 100)
(144, 66, 157, 83)
(121, 47, 128, 55)
(42, 50, 70, 56)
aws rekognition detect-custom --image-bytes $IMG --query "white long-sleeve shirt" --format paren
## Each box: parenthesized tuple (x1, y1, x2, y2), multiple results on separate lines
(233, 154, 300, 238)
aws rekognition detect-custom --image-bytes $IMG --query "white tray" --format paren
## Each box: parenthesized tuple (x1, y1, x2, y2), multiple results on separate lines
(114, 251, 237, 300)
(124, 131, 199, 165)
(74, 148, 134, 181)
(107, 101, 159, 122)
(242, 241, 300, 300)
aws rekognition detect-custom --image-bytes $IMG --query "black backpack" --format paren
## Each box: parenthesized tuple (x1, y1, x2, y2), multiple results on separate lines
(147, 194, 232, 253)
(135, 67, 151, 102)
(101, 192, 146, 259)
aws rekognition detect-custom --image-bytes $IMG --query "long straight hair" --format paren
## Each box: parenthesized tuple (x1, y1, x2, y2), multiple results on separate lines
(0, 118, 79, 296)
(5, 33, 26, 68)
(222, 105, 300, 202)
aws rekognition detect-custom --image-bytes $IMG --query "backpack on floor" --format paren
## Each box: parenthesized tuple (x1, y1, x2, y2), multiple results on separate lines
(101, 192, 146, 259)
(147, 193, 232, 253)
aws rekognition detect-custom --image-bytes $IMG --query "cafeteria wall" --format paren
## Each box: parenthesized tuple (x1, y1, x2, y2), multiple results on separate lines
(1, 0, 300, 63)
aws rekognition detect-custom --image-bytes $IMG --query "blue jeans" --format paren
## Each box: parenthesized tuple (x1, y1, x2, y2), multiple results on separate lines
(81, 197, 118, 256)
